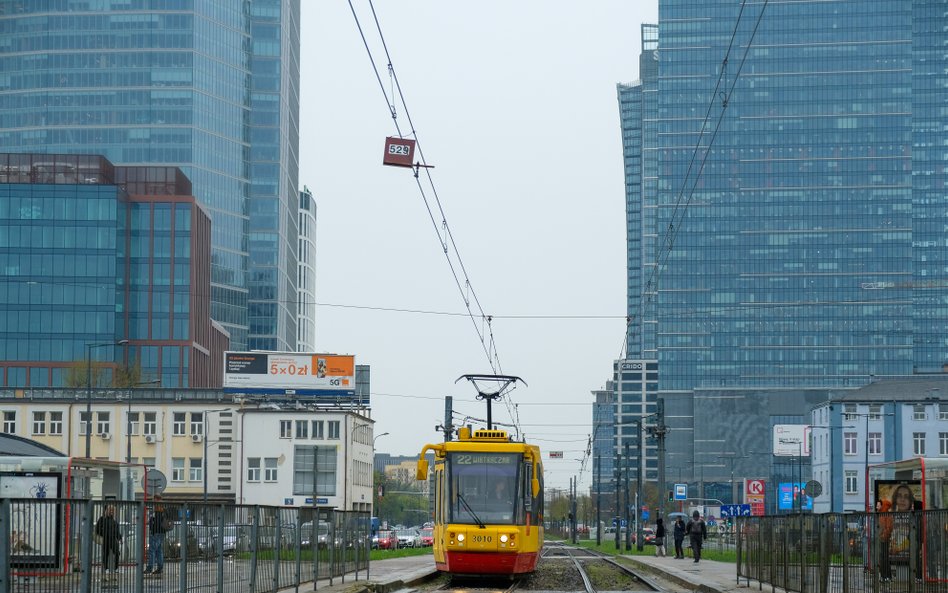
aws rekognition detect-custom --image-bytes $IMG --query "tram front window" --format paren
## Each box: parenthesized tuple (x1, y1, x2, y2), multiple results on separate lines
(448, 452, 521, 525)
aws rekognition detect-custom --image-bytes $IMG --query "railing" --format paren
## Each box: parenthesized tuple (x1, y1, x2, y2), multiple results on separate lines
(0, 498, 369, 593)
(737, 510, 948, 593)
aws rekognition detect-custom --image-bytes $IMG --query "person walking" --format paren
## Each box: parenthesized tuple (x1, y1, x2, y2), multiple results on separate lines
(686, 510, 707, 563)
(654, 517, 667, 557)
(95, 505, 122, 583)
(145, 496, 170, 576)
(673, 516, 687, 559)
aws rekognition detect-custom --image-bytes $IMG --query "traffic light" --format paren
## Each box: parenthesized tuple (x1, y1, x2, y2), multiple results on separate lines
(667, 489, 673, 501)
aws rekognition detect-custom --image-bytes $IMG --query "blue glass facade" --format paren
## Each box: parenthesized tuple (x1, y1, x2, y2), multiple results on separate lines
(0, 0, 302, 352)
(631, 0, 948, 392)
(0, 153, 228, 388)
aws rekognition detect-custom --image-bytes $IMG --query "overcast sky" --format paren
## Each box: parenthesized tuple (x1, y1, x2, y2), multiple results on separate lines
(301, 1, 658, 492)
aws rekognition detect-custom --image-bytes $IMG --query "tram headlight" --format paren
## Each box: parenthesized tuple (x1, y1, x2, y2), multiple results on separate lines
(499, 534, 508, 543)
(457, 533, 465, 542)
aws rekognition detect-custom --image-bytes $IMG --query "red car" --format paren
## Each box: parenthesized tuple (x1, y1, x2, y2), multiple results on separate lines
(419, 528, 433, 547)
(376, 530, 398, 550)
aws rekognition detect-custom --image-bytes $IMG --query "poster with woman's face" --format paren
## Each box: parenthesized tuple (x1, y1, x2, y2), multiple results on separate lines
(875, 480, 923, 511)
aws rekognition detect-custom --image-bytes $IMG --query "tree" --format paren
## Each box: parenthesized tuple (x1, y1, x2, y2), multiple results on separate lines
(63, 360, 107, 388)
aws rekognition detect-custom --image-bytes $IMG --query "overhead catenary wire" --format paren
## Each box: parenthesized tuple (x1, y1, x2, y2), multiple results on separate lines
(621, 0, 770, 359)
(349, 0, 526, 436)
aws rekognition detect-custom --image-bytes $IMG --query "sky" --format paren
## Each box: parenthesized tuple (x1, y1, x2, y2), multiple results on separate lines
(301, 1, 658, 493)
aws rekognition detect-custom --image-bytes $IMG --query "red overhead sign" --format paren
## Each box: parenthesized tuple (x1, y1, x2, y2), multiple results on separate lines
(382, 137, 415, 167)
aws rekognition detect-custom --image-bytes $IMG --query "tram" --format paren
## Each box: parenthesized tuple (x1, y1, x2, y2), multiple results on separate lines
(416, 426, 544, 575)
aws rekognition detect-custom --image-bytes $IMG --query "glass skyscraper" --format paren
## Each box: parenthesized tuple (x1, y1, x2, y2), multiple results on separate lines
(622, 1, 948, 393)
(0, 0, 302, 352)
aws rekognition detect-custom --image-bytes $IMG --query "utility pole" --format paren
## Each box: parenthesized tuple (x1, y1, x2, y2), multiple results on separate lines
(443, 396, 453, 441)
(624, 441, 631, 551)
(636, 417, 645, 551)
(614, 451, 621, 550)
(596, 454, 601, 545)
(571, 477, 577, 544)
(652, 399, 669, 519)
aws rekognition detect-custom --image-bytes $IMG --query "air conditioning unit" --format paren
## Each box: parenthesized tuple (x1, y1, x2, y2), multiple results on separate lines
(99, 433, 111, 440)
(144, 435, 156, 444)
(191, 434, 203, 443)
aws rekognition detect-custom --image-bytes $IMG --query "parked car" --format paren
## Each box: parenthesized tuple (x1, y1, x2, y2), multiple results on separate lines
(396, 528, 421, 548)
(375, 530, 398, 550)
(419, 528, 433, 547)
(633, 527, 656, 545)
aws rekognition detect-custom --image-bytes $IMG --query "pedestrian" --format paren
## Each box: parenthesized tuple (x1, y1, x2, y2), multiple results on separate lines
(654, 517, 667, 557)
(673, 516, 686, 559)
(686, 510, 707, 563)
(145, 495, 170, 576)
(95, 504, 122, 582)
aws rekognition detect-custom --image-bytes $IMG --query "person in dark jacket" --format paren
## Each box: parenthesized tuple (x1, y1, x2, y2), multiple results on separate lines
(654, 517, 667, 557)
(686, 510, 707, 563)
(673, 517, 687, 559)
(95, 505, 122, 581)
(145, 496, 169, 576)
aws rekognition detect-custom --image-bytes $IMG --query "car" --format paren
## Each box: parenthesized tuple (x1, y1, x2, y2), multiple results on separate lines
(375, 530, 398, 550)
(637, 527, 656, 545)
(419, 528, 433, 547)
(395, 528, 420, 548)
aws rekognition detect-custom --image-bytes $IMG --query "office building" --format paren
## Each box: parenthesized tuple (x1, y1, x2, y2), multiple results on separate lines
(0, 0, 303, 352)
(0, 153, 228, 388)
(298, 188, 317, 352)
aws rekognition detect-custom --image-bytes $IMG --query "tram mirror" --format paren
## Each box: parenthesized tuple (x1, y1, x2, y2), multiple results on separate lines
(531, 477, 540, 498)
(416, 459, 429, 481)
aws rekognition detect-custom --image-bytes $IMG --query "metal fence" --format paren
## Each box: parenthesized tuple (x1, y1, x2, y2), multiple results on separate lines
(737, 510, 948, 593)
(0, 498, 370, 593)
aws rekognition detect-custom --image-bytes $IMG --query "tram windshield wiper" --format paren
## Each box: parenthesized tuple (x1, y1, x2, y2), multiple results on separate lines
(456, 493, 486, 528)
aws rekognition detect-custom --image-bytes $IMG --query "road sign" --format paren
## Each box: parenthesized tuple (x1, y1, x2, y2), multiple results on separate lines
(142, 469, 167, 496)
(720, 504, 751, 517)
(674, 483, 687, 500)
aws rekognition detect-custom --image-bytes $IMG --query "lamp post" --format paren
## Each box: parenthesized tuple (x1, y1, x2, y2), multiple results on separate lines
(716, 454, 749, 505)
(126, 379, 160, 501)
(84, 339, 128, 458)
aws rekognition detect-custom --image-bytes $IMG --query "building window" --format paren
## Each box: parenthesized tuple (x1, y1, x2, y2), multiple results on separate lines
(142, 457, 156, 469)
(844, 432, 857, 455)
(49, 411, 63, 435)
(1, 411, 15, 434)
(143, 412, 157, 436)
(172, 458, 185, 482)
(843, 404, 857, 421)
(312, 420, 324, 439)
(913, 432, 926, 456)
(328, 421, 340, 440)
(940, 433, 948, 456)
(295, 420, 308, 439)
(868, 433, 882, 455)
(940, 404, 948, 421)
(191, 412, 203, 436)
(248, 458, 261, 481)
(265, 458, 278, 482)
(79, 411, 90, 436)
(96, 412, 110, 435)
(913, 405, 926, 421)
(293, 446, 336, 496)
(868, 405, 881, 420)
(845, 471, 858, 494)
(189, 458, 203, 482)
(128, 412, 140, 435)
(280, 420, 292, 438)
(173, 412, 186, 435)
(32, 411, 46, 435)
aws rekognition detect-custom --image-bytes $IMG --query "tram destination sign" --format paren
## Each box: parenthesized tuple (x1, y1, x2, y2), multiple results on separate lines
(223, 351, 356, 397)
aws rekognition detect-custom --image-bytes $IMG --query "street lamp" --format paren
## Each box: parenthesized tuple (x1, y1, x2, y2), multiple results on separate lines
(716, 453, 749, 505)
(126, 379, 160, 500)
(84, 339, 128, 458)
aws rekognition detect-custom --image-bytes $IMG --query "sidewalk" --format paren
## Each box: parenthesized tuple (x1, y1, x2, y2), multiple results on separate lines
(624, 554, 783, 593)
(279, 555, 438, 593)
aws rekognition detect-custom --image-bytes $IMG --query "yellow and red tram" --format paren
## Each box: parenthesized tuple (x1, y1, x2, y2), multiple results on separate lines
(416, 426, 544, 576)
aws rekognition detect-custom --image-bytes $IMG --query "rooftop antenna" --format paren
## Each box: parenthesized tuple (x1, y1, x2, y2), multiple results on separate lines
(456, 374, 525, 430)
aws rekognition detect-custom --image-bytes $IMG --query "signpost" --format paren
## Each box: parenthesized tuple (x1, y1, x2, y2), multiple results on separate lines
(142, 468, 168, 497)
(720, 504, 751, 517)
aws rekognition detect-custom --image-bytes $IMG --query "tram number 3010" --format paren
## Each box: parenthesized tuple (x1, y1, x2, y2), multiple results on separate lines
(471, 535, 493, 543)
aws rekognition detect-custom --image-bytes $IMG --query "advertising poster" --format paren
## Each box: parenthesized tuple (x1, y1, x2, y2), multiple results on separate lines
(0, 471, 63, 568)
(777, 482, 813, 511)
(223, 352, 356, 396)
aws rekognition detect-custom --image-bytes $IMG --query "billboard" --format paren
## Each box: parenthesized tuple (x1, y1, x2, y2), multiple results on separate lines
(223, 352, 355, 396)
(777, 482, 813, 511)
(773, 424, 811, 457)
